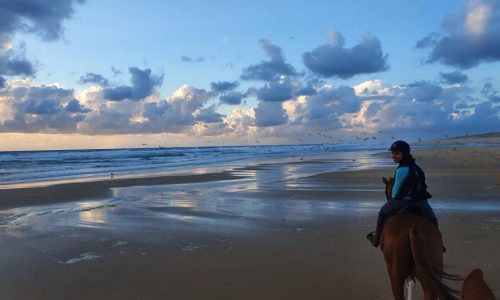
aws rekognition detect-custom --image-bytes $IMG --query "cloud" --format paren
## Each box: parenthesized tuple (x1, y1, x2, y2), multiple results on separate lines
(287, 85, 361, 130)
(240, 39, 298, 81)
(78, 72, 109, 86)
(403, 81, 443, 103)
(0, 0, 84, 41)
(65, 98, 91, 113)
(480, 82, 500, 103)
(219, 91, 245, 105)
(0, 40, 35, 77)
(210, 80, 239, 93)
(346, 79, 499, 134)
(256, 80, 293, 102)
(439, 71, 468, 84)
(102, 67, 163, 101)
(0, 0, 84, 82)
(181, 55, 205, 63)
(302, 31, 389, 79)
(416, 0, 500, 68)
(0, 76, 5, 88)
(254, 101, 288, 127)
(194, 105, 224, 123)
(0, 83, 88, 133)
(111, 67, 122, 76)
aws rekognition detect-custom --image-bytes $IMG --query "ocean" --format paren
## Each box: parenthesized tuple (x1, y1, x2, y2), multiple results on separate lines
(0, 143, 390, 186)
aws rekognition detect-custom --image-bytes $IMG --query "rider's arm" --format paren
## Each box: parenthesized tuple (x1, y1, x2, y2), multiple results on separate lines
(392, 166, 409, 199)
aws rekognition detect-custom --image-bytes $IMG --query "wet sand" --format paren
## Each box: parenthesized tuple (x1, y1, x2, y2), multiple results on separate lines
(1, 143, 499, 299)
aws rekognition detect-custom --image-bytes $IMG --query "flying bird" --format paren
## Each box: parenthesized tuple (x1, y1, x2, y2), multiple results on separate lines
(255, 139, 261, 144)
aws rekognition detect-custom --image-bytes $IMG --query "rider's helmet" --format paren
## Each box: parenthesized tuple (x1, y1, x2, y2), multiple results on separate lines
(389, 140, 410, 153)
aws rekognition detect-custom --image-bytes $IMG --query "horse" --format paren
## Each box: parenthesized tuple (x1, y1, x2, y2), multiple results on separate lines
(380, 176, 460, 300)
(462, 268, 496, 300)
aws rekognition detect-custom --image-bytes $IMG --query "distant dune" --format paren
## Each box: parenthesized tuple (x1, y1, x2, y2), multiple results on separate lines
(417, 131, 500, 146)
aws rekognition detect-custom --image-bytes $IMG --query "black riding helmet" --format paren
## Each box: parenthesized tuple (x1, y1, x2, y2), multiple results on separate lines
(389, 140, 410, 153)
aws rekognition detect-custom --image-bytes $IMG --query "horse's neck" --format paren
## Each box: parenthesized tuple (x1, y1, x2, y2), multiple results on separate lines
(385, 177, 394, 200)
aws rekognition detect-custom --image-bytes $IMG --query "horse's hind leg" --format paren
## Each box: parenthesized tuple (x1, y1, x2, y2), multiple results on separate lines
(388, 265, 406, 300)
(421, 281, 438, 300)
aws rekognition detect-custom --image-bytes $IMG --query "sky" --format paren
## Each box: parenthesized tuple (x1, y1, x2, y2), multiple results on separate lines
(0, 0, 499, 150)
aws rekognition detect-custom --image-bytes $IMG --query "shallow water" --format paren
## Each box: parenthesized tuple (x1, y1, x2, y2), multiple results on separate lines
(1, 152, 499, 241)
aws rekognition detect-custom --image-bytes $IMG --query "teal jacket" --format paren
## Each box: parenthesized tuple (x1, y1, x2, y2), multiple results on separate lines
(392, 155, 432, 200)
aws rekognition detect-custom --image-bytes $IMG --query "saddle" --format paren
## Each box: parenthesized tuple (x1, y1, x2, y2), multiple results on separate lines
(393, 203, 436, 226)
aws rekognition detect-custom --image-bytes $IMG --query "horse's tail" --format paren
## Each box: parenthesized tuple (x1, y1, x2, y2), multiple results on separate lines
(409, 227, 461, 300)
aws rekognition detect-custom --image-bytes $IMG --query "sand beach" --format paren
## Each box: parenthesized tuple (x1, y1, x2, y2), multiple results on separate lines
(0, 136, 499, 299)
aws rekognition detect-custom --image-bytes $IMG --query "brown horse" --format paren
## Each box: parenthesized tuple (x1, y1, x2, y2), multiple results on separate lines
(380, 176, 459, 300)
(462, 268, 496, 300)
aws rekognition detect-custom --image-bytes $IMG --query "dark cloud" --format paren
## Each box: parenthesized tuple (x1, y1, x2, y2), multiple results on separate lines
(111, 67, 122, 76)
(416, 1, 500, 68)
(65, 98, 90, 113)
(257, 80, 293, 102)
(439, 71, 468, 84)
(219, 91, 245, 105)
(302, 31, 389, 79)
(103, 67, 163, 101)
(24, 98, 61, 115)
(480, 82, 500, 103)
(210, 80, 239, 93)
(78, 72, 109, 86)
(0, 0, 84, 81)
(403, 81, 443, 102)
(0, 84, 86, 133)
(0, 0, 84, 41)
(254, 101, 288, 127)
(240, 39, 298, 81)
(181, 55, 205, 63)
(195, 106, 224, 123)
(0, 44, 35, 77)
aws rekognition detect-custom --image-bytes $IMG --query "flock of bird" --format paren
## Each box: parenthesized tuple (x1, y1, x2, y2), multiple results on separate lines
(141, 131, 455, 148)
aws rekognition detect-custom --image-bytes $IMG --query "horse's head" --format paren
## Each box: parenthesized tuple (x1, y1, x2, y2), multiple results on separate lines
(382, 176, 394, 201)
(462, 268, 496, 300)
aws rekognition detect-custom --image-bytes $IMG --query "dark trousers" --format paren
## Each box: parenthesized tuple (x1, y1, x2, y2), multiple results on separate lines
(375, 199, 438, 239)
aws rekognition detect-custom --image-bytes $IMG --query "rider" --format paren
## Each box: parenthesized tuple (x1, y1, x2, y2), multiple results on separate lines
(366, 140, 438, 247)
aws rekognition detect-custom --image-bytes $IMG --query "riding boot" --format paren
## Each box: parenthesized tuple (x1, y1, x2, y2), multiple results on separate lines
(366, 216, 383, 247)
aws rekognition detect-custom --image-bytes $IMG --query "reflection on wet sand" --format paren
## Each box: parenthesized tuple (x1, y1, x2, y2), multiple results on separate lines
(78, 201, 108, 227)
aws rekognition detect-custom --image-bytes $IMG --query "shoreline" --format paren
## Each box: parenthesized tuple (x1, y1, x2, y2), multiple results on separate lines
(1, 144, 498, 209)
(0, 171, 243, 210)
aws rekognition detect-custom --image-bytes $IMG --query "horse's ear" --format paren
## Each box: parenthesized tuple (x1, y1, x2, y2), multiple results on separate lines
(389, 177, 394, 183)
(382, 177, 388, 184)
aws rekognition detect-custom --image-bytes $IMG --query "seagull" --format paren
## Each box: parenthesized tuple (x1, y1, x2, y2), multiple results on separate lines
(290, 36, 296, 39)
(391, 136, 396, 139)
(298, 138, 303, 143)
(418, 138, 422, 142)
(355, 136, 360, 140)
(255, 139, 261, 144)
(110, 173, 114, 179)
(142, 143, 147, 146)
(364, 137, 370, 141)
